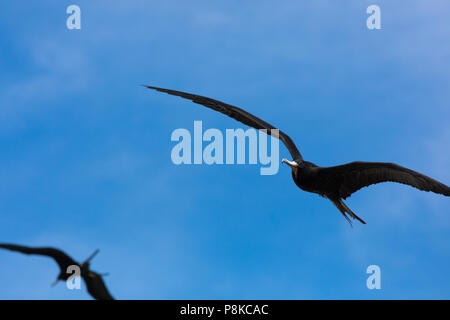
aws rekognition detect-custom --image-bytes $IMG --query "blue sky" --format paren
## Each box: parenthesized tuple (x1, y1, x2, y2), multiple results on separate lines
(0, 1, 449, 299)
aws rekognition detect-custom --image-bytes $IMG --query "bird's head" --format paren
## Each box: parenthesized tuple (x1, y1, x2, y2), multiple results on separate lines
(282, 158, 300, 169)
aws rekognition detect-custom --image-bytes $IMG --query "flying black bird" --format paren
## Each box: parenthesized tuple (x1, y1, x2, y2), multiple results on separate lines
(0, 243, 114, 300)
(144, 85, 450, 226)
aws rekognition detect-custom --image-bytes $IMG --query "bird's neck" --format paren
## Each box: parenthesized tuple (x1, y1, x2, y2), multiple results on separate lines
(292, 167, 300, 180)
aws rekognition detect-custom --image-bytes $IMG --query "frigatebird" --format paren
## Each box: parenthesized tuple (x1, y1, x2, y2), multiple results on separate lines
(0, 243, 114, 300)
(144, 85, 450, 225)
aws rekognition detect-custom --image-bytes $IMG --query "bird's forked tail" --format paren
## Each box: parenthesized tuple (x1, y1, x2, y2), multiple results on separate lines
(330, 198, 366, 226)
(83, 249, 100, 265)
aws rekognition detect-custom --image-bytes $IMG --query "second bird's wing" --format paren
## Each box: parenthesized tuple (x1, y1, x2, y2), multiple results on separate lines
(0, 243, 78, 271)
(144, 85, 304, 161)
(83, 271, 114, 300)
(316, 161, 450, 199)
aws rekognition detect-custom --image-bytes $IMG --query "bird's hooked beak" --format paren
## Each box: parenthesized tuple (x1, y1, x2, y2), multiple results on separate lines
(282, 158, 299, 169)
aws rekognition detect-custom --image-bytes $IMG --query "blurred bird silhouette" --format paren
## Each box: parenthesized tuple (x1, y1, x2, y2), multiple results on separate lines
(145, 85, 450, 226)
(0, 243, 114, 300)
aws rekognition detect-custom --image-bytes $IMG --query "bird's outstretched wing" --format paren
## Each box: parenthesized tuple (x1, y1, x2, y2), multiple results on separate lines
(144, 85, 304, 161)
(83, 271, 114, 300)
(317, 162, 450, 199)
(0, 243, 78, 271)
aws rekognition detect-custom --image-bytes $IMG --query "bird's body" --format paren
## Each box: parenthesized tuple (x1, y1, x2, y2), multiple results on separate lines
(145, 85, 450, 225)
(290, 160, 450, 224)
(0, 244, 114, 300)
(291, 161, 322, 195)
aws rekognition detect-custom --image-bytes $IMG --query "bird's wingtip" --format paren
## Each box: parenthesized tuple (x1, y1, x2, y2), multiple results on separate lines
(141, 84, 160, 90)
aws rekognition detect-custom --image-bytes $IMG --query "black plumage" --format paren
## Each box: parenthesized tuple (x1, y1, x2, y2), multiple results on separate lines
(0, 243, 114, 300)
(145, 85, 450, 225)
